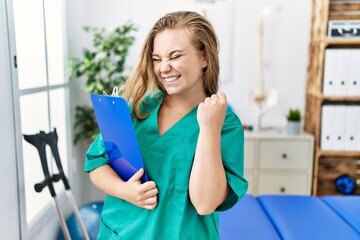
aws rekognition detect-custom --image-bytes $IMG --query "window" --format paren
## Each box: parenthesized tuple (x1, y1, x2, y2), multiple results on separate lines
(12, 0, 70, 229)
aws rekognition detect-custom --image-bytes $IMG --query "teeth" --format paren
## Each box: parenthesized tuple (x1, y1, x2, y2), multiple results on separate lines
(164, 76, 179, 83)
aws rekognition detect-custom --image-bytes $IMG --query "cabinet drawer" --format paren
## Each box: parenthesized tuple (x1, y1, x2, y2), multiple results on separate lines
(244, 139, 255, 168)
(258, 175, 308, 195)
(259, 140, 310, 170)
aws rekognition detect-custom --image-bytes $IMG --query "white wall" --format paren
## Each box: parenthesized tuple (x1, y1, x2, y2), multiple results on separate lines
(228, 0, 312, 128)
(66, 0, 312, 201)
(67, 0, 312, 129)
(66, 0, 107, 204)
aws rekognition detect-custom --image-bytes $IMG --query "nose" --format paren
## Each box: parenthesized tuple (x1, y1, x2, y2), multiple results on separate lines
(160, 60, 171, 73)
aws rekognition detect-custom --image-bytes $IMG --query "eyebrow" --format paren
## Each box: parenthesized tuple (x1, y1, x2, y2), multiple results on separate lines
(152, 50, 184, 58)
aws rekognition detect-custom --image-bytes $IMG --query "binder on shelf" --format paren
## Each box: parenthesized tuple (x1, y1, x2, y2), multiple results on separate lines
(348, 49, 360, 96)
(90, 94, 148, 183)
(321, 105, 335, 150)
(323, 49, 337, 96)
(344, 105, 358, 151)
(334, 49, 350, 96)
(332, 105, 347, 151)
(356, 106, 360, 151)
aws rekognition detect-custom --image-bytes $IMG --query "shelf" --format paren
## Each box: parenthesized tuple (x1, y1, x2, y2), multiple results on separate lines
(329, 2, 360, 20)
(317, 150, 360, 158)
(306, 0, 360, 196)
(329, 2, 360, 12)
(328, 14, 360, 21)
(322, 96, 360, 103)
(319, 158, 360, 164)
(307, 94, 360, 103)
(325, 38, 360, 47)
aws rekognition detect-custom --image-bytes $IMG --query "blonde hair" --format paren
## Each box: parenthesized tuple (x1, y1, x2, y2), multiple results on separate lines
(121, 11, 219, 119)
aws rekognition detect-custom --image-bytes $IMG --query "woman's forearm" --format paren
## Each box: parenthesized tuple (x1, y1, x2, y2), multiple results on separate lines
(89, 165, 126, 198)
(189, 128, 229, 215)
(89, 165, 158, 209)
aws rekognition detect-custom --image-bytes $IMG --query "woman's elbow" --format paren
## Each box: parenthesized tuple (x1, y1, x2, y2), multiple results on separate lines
(192, 202, 217, 216)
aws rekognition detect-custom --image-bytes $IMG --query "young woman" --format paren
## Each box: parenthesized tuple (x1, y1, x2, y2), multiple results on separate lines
(85, 11, 248, 239)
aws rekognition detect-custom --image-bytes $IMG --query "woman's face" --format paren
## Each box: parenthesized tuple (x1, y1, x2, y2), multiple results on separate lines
(152, 29, 207, 99)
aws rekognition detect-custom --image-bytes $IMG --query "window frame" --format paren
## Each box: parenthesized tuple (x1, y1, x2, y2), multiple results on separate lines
(6, 0, 74, 238)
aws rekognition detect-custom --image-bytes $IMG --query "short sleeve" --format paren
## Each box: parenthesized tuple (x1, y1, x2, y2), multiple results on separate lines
(84, 134, 109, 172)
(216, 110, 248, 211)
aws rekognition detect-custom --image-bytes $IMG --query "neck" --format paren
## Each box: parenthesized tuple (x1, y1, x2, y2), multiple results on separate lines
(163, 91, 206, 111)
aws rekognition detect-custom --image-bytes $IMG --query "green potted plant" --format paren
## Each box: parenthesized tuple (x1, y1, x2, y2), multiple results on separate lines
(69, 22, 137, 144)
(286, 108, 302, 135)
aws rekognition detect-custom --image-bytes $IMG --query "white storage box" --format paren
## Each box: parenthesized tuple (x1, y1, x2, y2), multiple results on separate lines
(328, 20, 360, 38)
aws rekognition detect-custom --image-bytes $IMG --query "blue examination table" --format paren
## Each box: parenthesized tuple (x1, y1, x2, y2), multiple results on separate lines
(219, 194, 360, 240)
(322, 196, 360, 235)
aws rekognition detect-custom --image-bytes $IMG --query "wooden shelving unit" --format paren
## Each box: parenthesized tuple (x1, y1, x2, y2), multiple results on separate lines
(305, 0, 360, 196)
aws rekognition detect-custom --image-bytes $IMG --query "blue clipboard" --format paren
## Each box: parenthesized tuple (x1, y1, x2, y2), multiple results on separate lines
(90, 93, 148, 182)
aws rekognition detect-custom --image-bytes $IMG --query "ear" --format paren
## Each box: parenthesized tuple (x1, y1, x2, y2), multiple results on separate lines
(201, 51, 208, 68)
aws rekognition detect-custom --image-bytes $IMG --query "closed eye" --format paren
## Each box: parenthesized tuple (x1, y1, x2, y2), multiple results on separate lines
(170, 55, 181, 60)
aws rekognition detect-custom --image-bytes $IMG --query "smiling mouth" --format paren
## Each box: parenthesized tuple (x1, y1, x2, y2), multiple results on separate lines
(164, 76, 180, 83)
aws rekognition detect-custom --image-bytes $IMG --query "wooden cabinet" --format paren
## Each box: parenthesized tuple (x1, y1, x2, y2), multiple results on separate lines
(305, 0, 360, 196)
(244, 130, 314, 195)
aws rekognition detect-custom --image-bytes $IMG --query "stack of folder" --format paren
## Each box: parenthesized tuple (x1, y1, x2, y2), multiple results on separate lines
(323, 49, 360, 97)
(321, 104, 360, 151)
(321, 48, 360, 152)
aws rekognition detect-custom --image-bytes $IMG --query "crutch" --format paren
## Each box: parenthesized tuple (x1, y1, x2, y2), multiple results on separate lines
(41, 128, 89, 240)
(24, 128, 90, 240)
(23, 132, 71, 240)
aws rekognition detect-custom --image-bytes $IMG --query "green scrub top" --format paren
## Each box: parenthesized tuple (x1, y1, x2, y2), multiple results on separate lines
(84, 93, 248, 240)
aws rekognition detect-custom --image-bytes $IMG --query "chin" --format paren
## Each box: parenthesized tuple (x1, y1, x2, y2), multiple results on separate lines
(165, 90, 177, 96)
(164, 87, 181, 96)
